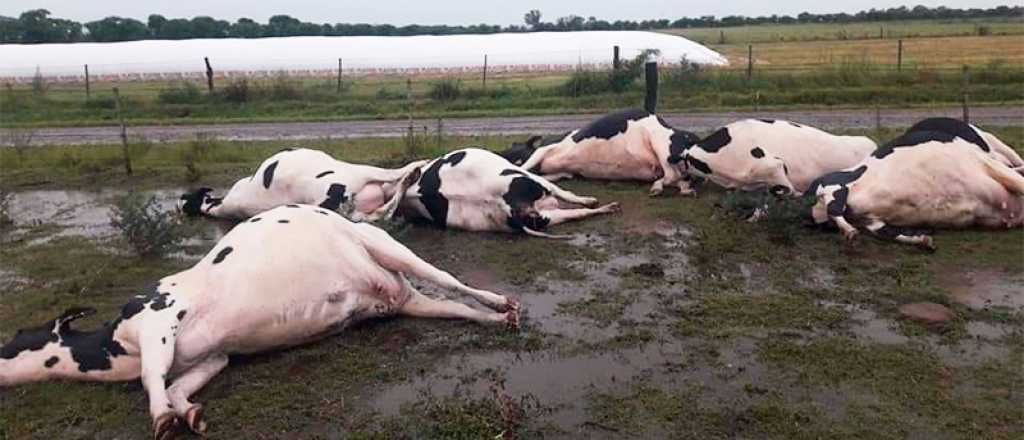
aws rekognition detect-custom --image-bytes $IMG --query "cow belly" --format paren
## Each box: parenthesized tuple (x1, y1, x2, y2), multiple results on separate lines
(851, 188, 1024, 229)
(548, 145, 660, 181)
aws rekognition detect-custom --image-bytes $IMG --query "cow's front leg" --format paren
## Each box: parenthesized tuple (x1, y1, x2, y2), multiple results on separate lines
(167, 354, 229, 435)
(139, 326, 180, 440)
(540, 203, 621, 226)
(530, 177, 599, 207)
(864, 219, 935, 251)
(821, 187, 858, 241)
(542, 172, 573, 182)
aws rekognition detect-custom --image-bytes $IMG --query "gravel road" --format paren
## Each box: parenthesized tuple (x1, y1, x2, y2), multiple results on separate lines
(9, 106, 1022, 146)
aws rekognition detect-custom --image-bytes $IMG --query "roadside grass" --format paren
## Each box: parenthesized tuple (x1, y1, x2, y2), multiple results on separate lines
(2, 27, 1022, 128)
(0, 124, 1021, 438)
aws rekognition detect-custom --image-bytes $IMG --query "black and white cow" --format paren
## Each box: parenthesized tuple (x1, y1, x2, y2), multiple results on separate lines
(668, 119, 877, 196)
(903, 117, 1024, 173)
(0, 205, 518, 439)
(180, 148, 427, 222)
(809, 129, 1024, 249)
(499, 108, 700, 196)
(399, 148, 620, 237)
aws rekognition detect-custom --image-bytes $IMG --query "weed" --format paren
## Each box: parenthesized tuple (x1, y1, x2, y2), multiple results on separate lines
(428, 77, 462, 101)
(157, 81, 202, 104)
(31, 67, 47, 96)
(0, 188, 12, 230)
(109, 192, 187, 257)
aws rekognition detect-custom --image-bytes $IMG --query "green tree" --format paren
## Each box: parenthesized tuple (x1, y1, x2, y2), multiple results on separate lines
(230, 18, 262, 38)
(85, 16, 149, 42)
(524, 10, 542, 29)
(0, 16, 21, 42)
(147, 14, 167, 37)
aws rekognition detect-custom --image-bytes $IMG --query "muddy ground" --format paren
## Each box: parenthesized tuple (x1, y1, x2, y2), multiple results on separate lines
(9, 106, 1023, 146)
(0, 178, 1021, 440)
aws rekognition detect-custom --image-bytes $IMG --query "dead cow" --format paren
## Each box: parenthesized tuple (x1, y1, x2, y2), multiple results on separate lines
(669, 119, 877, 196)
(904, 117, 1024, 173)
(499, 108, 700, 196)
(180, 148, 426, 222)
(0, 205, 518, 439)
(809, 129, 1024, 249)
(400, 148, 620, 238)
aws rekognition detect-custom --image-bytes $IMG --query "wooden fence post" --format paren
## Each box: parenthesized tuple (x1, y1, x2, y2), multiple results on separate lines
(337, 58, 343, 93)
(112, 87, 132, 176)
(897, 40, 903, 72)
(482, 54, 488, 92)
(204, 57, 214, 92)
(613, 45, 620, 70)
(436, 117, 443, 149)
(747, 45, 754, 80)
(644, 62, 658, 113)
(84, 64, 90, 100)
(406, 78, 415, 157)
(962, 65, 970, 123)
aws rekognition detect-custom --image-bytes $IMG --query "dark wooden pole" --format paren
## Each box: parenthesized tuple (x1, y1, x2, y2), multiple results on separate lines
(112, 87, 132, 176)
(644, 62, 658, 113)
(747, 45, 753, 80)
(482, 54, 488, 92)
(962, 65, 970, 123)
(204, 57, 214, 92)
(406, 78, 415, 157)
(897, 40, 903, 72)
(613, 45, 620, 70)
(84, 64, 90, 100)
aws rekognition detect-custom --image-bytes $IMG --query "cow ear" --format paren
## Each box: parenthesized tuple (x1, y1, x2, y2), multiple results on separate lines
(526, 135, 543, 148)
(56, 307, 97, 330)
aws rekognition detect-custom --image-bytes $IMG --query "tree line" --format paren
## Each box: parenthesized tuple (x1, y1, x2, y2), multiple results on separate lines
(1, 5, 1021, 44)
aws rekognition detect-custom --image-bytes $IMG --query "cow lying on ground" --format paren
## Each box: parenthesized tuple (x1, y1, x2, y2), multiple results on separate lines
(0, 205, 518, 439)
(180, 148, 426, 222)
(904, 117, 1024, 173)
(809, 129, 1024, 249)
(400, 148, 620, 238)
(498, 108, 700, 196)
(668, 119, 877, 196)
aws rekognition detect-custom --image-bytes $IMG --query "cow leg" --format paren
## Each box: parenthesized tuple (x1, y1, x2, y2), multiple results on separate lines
(821, 186, 859, 240)
(167, 354, 229, 435)
(648, 133, 689, 197)
(865, 219, 935, 250)
(399, 281, 518, 329)
(529, 176, 599, 207)
(540, 203, 621, 226)
(543, 172, 574, 182)
(519, 144, 560, 173)
(139, 324, 181, 440)
(354, 223, 516, 312)
(350, 167, 422, 222)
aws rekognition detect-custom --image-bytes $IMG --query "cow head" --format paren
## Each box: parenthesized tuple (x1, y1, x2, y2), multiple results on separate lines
(179, 187, 213, 216)
(667, 129, 700, 165)
(1, 307, 96, 385)
(499, 135, 544, 166)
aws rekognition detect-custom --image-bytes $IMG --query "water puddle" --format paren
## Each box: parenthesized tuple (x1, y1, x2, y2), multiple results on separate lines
(937, 269, 1024, 311)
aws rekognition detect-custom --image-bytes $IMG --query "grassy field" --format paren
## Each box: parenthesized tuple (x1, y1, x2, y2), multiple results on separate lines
(1, 125, 1021, 438)
(1, 18, 1022, 128)
(664, 17, 1024, 44)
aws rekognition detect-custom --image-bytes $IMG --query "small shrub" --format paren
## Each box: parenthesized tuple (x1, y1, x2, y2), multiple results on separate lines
(127, 135, 153, 163)
(180, 133, 219, 182)
(267, 71, 303, 100)
(157, 81, 202, 104)
(428, 78, 462, 101)
(0, 188, 13, 231)
(376, 86, 402, 100)
(221, 78, 250, 103)
(977, 25, 992, 36)
(31, 67, 47, 96)
(109, 193, 186, 257)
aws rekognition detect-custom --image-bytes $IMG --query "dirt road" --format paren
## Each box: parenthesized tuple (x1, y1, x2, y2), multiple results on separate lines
(11, 106, 1023, 146)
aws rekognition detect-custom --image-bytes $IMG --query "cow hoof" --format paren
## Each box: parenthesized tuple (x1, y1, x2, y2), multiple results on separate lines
(498, 297, 520, 313)
(601, 202, 622, 214)
(648, 188, 663, 197)
(153, 413, 180, 440)
(920, 236, 936, 252)
(504, 308, 521, 331)
(843, 230, 859, 242)
(185, 404, 207, 434)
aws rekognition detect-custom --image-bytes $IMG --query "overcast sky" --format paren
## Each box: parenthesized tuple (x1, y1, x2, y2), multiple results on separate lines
(0, 1, 1013, 26)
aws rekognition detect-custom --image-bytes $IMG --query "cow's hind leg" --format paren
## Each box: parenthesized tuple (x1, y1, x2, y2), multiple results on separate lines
(865, 219, 935, 250)
(540, 203, 621, 226)
(399, 281, 518, 329)
(529, 176, 600, 207)
(354, 223, 516, 312)
(350, 167, 422, 222)
(167, 354, 229, 435)
(821, 186, 859, 241)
